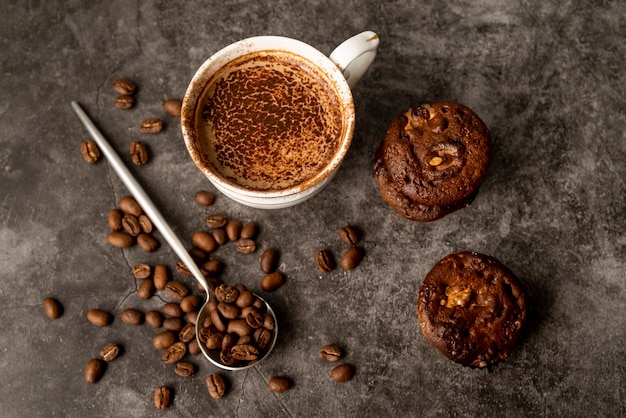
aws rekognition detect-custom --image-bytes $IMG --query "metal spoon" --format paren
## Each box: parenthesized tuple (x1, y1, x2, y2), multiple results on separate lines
(71, 101, 277, 370)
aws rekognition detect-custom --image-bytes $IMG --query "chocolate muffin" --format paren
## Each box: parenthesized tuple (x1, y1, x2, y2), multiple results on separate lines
(416, 252, 527, 368)
(374, 101, 492, 221)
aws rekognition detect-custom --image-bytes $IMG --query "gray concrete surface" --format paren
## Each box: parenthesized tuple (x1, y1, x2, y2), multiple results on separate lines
(1, 1, 624, 417)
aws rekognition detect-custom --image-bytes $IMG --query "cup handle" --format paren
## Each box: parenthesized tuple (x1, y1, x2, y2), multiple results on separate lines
(329, 31, 379, 89)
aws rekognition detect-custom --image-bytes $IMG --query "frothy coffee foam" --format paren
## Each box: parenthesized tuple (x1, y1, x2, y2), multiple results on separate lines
(196, 51, 344, 191)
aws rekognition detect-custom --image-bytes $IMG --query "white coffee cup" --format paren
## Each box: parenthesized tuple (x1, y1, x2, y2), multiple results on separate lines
(181, 31, 379, 209)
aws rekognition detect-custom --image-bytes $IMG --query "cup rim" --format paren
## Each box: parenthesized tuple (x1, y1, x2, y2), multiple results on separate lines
(181, 35, 355, 199)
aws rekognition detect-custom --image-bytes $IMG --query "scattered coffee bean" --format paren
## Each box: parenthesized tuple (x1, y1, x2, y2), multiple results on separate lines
(163, 99, 182, 117)
(339, 225, 360, 246)
(153, 264, 169, 290)
(268, 376, 291, 393)
(107, 231, 134, 248)
(261, 271, 284, 292)
(163, 302, 183, 318)
(119, 196, 142, 217)
(330, 364, 354, 382)
(194, 190, 214, 206)
(206, 374, 226, 399)
(138, 214, 153, 233)
(174, 362, 195, 378)
(140, 117, 164, 134)
(120, 308, 144, 325)
(189, 247, 207, 263)
(163, 317, 185, 332)
(201, 259, 223, 277)
(130, 141, 149, 166)
(137, 233, 159, 252)
(145, 310, 164, 328)
(165, 281, 189, 300)
(185, 310, 198, 325)
(132, 263, 151, 280)
(113, 78, 136, 95)
(191, 231, 217, 253)
(138, 278, 155, 299)
(114, 94, 134, 109)
(320, 344, 342, 362)
(99, 342, 121, 362)
(236, 238, 256, 254)
(154, 386, 171, 410)
(179, 323, 195, 343)
(340, 246, 364, 271)
(42, 297, 63, 319)
(260, 248, 279, 274)
(153, 330, 176, 349)
(188, 339, 201, 356)
(162, 342, 187, 364)
(122, 214, 141, 236)
(212, 228, 228, 245)
(84, 358, 105, 384)
(206, 214, 228, 229)
(180, 294, 201, 312)
(80, 140, 100, 164)
(240, 222, 258, 239)
(107, 209, 123, 231)
(225, 220, 242, 241)
(316, 249, 336, 272)
(87, 309, 113, 327)
(175, 260, 193, 277)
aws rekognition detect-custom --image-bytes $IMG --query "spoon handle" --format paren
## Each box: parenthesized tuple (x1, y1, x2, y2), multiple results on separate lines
(71, 101, 210, 293)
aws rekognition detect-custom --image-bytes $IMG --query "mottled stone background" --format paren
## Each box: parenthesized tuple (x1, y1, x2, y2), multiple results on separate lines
(0, 0, 624, 417)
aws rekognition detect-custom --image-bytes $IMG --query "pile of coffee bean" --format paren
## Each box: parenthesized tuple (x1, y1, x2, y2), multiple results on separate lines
(316, 225, 364, 272)
(106, 195, 160, 253)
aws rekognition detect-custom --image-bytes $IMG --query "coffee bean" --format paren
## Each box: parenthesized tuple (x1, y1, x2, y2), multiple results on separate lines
(42, 297, 63, 319)
(163, 302, 183, 318)
(260, 248, 279, 274)
(152, 264, 169, 290)
(268, 376, 291, 393)
(222, 333, 236, 352)
(217, 302, 239, 319)
(206, 374, 226, 399)
(179, 323, 195, 343)
(230, 344, 259, 361)
(188, 339, 201, 356)
(145, 310, 164, 328)
(215, 284, 239, 303)
(245, 309, 264, 329)
(174, 362, 194, 378)
(339, 225, 360, 246)
(165, 281, 189, 300)
(162, 342, 187, 364)
(153, 330, 176, 349)
(252, 297, 266, 311)
(212, 228, 228, 245)
(320, 344, 342, 362)
(225, 220, 242, 241)
(138, 278, 155, 299)
(163, 317, 184, 332)
(130, 141, 149, 166)
(330, 364, 354, 382)
(340, 247, 363, 270)
(113, 78, 136, 95)
(189, 247, 207, 263)
(206, 214, 228, 229)
(185, 311, 198, 325)
(227, 319, 253, 337)
(140, 117, 163, 134)
(120, 308, 143, 325)
(201, 259, 223, 277)
(163, 99, 182, 117)
(191, 231, 217, 253)
(210, 309, 227, 332)
(119, 196, 142, 217)
(138, 214, 153, 233)
(180, 295, 201, 312)
(87, 309, 113, 327)
(263, 313, 275, 330)
(132, 263, 151, 279)
(137, 233, 159, 252)
(80, 140, 100, 164)
(235, 290, 254, 308)
(175, 260, 193, 277)
(107, 209, 123, 231)
(121, 214, 141, 236)
(154, 386, 171, 410)
(114, 94, 134, 109)
(107, 231, 134, 248)
(206, 330, 225, 350)
(316, 249, 336, 272)
(99, 342, 121, 362)
(194, 190, 214, 206)
(84, 359, 105, 384)
(236, 238, 256, 254)
(253, 327, 271, 349)
(261, 271, 284, 292)
(240, 222, 258, 239)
